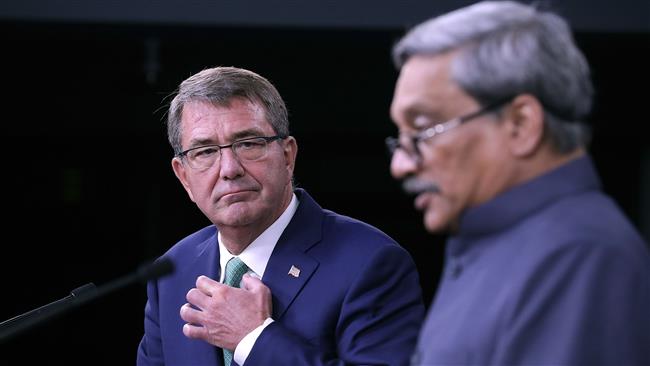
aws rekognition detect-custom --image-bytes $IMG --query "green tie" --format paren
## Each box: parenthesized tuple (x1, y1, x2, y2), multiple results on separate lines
(222, 257, 250, 366)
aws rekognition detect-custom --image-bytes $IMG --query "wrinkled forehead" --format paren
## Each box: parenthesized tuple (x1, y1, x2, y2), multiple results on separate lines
(180, 99, 272, 143)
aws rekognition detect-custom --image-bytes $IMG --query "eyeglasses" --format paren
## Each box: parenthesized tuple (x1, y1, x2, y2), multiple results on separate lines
(385, 99, 510, 162)
(177, 135, 287, 170)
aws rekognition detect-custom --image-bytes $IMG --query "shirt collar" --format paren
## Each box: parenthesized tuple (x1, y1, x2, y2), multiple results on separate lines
(449, 155, 601, 256)
(218, 193, 299, 281)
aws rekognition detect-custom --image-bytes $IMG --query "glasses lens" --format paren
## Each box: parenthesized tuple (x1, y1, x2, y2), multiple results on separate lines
(187, 146, 220, 169)
(385, 137, 400, 155)
(233, 137, 268, 161)
(385, 135, 422, 162)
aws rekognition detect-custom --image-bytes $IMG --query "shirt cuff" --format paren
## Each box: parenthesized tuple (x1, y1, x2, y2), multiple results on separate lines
(233, 318, 275, 365)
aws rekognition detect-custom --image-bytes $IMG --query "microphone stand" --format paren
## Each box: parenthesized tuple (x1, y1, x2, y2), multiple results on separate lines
(0, 258, 173, 343)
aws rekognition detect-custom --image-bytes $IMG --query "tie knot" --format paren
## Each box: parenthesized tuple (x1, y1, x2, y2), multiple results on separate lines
(223, 257, 249, 288)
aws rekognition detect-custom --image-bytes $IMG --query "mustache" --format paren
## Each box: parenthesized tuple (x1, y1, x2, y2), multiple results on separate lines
(402, 177, 440, 195)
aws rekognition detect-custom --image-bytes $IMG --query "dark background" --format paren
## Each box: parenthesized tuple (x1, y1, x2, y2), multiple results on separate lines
(1, 1, 648, 364)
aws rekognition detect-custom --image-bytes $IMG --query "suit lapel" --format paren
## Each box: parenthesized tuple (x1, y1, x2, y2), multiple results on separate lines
(264, 189, 323, 319)
(182, 230, 223, 365)
(192, 229, 221, 281)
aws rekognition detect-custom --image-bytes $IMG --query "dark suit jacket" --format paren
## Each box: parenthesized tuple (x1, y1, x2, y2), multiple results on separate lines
(137, 189, 424, 366)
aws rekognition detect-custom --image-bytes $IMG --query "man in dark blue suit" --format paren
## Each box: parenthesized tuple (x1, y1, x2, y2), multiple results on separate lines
(137, 66, 424, 366)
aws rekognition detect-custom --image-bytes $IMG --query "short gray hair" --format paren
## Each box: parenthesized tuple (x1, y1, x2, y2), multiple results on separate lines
(167, 66, 290, 155)
(393, 1, 593, 153)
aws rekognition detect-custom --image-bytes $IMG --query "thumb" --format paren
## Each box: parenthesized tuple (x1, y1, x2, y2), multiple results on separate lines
(240, 273, 266, 292)
(241, 273, 273, 317)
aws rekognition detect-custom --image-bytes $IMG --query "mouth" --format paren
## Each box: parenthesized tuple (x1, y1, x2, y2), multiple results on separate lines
(218, 189, 257, 203)
(414, 192, 434, 211)
(401, 177, 440, 212)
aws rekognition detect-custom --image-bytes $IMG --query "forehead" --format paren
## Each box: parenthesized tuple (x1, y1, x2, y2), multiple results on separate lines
(391, 52, 473, 127)
(180, 98, 272, 141)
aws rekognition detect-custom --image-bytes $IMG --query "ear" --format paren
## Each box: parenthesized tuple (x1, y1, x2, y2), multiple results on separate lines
(282, 136, 298, 177)
(171, 157, 196, 202)
(502, 94, 545, 157)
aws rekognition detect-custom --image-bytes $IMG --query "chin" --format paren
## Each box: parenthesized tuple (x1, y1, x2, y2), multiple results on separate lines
(219, 216, 254, 227)
(422, 211, 450, 234)
(423, 222, 445, 234)
(213, 204, 257, 226)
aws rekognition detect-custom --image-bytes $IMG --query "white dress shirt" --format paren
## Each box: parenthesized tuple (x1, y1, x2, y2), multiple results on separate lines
(217, 193, 298, 365)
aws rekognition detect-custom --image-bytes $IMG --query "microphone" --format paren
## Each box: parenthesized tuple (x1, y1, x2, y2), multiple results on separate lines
(0, 257, 174, 343)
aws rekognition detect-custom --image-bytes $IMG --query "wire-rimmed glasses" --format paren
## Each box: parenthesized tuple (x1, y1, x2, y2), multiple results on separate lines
(177, 135, 287, 170)
(385, 99, 510, 162)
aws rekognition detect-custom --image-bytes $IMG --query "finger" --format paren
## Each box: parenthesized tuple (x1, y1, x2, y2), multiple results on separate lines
(179, 303, 204, 325)
(182, 322, 208, 340)
(186, 288, 209, 309)
(195, 275, 221, 296)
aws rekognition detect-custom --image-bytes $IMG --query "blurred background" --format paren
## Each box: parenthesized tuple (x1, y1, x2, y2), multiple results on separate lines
(1, 0, 648, 364)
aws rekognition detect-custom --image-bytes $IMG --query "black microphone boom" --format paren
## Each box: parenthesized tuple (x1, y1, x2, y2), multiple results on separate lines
(0, 257, 174, 343)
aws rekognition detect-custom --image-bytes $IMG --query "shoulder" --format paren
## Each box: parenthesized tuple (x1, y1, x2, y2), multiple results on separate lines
(316, 208, 414, 264)
(492, 189, 650, 293)
(506, 190, 650, 287)
(162, 225, 217, 261)
(322, 209, 397, 243)
(295, 188, 408, 254)
(534, 191, 647, 257)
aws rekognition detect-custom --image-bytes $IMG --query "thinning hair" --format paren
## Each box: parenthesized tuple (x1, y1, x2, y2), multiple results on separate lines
(167, 66, 289, 155)
(393, 1, 594, 152)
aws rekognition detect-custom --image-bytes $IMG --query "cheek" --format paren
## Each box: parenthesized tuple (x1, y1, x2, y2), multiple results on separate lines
(421, 140, 466, 184)
(259, 158, 292, 186)
(424, 136, 484, 200)
(187, 170, 219, 199)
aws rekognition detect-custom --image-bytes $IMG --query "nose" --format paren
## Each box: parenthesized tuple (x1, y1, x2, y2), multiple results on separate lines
(390, 149, 418, 180)
(218, 147, 245, 180)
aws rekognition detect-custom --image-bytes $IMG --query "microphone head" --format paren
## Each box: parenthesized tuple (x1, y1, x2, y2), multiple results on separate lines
(70, 283, 97, 298)
(137, 258, 174, 283)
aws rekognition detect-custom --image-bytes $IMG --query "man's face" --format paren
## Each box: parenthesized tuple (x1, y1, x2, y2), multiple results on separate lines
(172, 98, 297, 232)
(389, 52, 508, 233)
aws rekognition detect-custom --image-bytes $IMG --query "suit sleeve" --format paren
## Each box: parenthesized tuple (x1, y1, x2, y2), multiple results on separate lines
(244, 244, 425, 366)
(136, 279, 165, 366)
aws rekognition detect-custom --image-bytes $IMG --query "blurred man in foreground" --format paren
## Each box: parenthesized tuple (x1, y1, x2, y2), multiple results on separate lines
(387, 1, 650, 365)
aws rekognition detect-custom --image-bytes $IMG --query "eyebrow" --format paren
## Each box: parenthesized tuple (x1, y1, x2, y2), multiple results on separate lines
(187, 128, 267, 148)
(230, 128, 266, 141)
